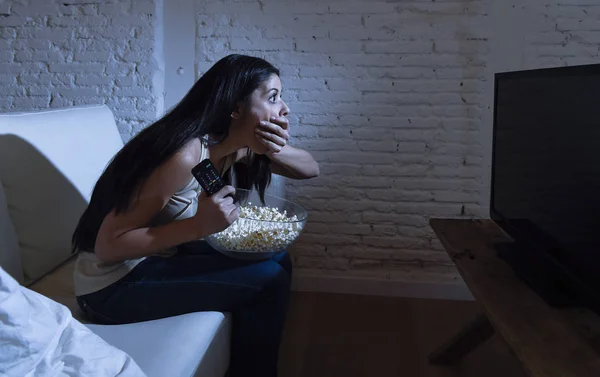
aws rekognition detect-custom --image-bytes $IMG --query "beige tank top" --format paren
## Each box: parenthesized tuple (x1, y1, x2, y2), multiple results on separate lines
(73, 143, 236, 296)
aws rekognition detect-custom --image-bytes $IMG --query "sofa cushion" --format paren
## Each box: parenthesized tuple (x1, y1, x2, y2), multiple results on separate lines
(87, 312, 231, 377)
(0, 105, 124, 284)
(0, 180, 23, 283)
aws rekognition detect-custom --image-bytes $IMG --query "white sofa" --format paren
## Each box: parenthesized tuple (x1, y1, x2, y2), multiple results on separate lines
(0, 105, 231, 377)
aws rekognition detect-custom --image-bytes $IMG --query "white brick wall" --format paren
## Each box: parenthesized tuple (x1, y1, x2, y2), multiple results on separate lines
(2, 0, 598, 287)
(0, 0, 162, 140)
(524, 3, 600, 67)
(195, 0, 490, 283)
(194, 0, 600, 284)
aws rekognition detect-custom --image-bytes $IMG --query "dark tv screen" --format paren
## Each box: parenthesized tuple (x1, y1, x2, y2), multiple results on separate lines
(491, 64, 600, 288)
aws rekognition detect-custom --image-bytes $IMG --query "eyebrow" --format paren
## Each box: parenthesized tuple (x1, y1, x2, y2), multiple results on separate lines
(267, 88, 279, 94)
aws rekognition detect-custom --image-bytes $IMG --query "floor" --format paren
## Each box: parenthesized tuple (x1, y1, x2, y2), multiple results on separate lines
(278, 292, 527, 377)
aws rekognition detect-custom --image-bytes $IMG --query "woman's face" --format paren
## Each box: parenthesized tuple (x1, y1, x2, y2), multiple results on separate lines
(230, 74, 290, 154)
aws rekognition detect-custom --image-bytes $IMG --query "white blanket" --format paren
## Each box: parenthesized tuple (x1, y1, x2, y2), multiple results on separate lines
(0, 267, 147, 377)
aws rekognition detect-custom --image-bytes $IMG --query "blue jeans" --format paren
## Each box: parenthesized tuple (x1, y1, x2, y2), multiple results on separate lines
(76, 240, 292, 377)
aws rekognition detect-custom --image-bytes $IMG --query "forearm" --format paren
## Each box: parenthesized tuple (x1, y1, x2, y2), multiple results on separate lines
(95, 217, 206, 262)
(268, 144, 319, 179)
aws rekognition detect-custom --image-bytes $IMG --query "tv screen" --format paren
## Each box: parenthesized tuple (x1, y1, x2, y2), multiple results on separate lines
(491, 64, 600, 291)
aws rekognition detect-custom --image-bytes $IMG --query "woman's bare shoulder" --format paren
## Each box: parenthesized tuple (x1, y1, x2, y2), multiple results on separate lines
(142, 138, 202, 198)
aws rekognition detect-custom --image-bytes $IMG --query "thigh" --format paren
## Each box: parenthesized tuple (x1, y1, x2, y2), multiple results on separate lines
(80, 243, 291, 324)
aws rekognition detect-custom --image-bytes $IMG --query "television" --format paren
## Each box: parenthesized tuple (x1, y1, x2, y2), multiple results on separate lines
(490, 63, 600, 315)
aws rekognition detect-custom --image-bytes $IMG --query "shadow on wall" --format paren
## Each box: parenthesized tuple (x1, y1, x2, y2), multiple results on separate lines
(0, 134, 87, 283)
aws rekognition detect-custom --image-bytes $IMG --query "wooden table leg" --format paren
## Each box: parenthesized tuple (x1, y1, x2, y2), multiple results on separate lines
(428, 313, 495, 365)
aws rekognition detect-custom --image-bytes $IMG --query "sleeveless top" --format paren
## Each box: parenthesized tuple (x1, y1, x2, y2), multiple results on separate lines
(73, 142, 236, 297)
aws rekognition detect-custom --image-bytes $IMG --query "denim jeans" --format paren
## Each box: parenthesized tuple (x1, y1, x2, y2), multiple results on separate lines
(76, 240, 292, 377)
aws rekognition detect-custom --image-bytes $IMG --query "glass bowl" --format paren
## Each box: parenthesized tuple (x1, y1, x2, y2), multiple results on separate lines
(205, 188, 308, 260)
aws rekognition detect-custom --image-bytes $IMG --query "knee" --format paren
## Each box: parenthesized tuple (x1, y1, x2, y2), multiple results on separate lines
(272, 251, 293, 276)
(262, 260, 291, 297)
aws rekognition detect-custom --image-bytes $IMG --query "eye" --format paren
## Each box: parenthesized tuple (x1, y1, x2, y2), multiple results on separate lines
(269, 94, 278, 103)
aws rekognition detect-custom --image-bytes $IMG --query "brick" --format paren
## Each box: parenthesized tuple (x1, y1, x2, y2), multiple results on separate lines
(56, 88, 100, 98)
(73, 51, 111, 62)
(75, 74, 107, 85)
(110, 15, 152, 27)
(329, 2, 398, 14)
(568, 31, 600, 44)
(49, 63, 105, 73)
(0, 15, 28, 27)
(284, 78, 326, 91)
(0, 97, 13, 109)
(330, 53, 404, 67)
(304, 222, 330, 234)
(536, 44, 599, 57)
(297, 90, 361, 102)
(0, 75, 16, 85)
(3, 86, 25, 95)
(294, 14, 363, 27)
(116, 76, 136, 87)
(13, 96, 50, 109)
(364, 41, 433, 54)
(106, 64, 135, 75)
(296, 39, 363, 53)
(230, 38, 293, 51)
(362, 92, 430, 105)
(15, 51, 62, 62)
(12, 39, 48, 50)
(0, 3, 10, 15)
(0, 27, 15, 40)
(197, 2, 262, 14)
(267, 52, 331, 66)
(27, 87, 51, 96)
(434, 40, 490, 54)
(0, 63, 46, 74)
(11, 1, 58, 17)
(263, 25, 329, 39)
(49, 15, 107, 27)
(19, 28, 73, 40)
(130, 0, 155, 14)
(0, 51, 13, 62)
(98, 2, 129, 15)
(113, 87, 150, 97)
(556, 19, 600, 31)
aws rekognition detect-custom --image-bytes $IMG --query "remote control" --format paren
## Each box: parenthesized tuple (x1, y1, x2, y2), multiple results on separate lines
(191, 159, 226, 196)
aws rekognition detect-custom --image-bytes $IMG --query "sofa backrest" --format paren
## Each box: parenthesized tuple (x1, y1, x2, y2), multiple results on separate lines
(0, 105, 124, 285)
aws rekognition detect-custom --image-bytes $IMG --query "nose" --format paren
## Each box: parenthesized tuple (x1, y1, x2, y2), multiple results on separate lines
(280, 100, 290, 117)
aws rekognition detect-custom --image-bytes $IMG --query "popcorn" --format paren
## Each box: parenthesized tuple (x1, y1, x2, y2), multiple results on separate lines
(208, 203, 303, 253)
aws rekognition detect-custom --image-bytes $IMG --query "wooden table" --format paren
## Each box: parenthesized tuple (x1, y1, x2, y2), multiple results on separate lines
(428, 218, 600, 377)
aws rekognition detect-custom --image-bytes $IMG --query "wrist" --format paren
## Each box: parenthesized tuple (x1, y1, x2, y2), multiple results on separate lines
(181, 216, 208, 241)
(266, 147, 286, 161)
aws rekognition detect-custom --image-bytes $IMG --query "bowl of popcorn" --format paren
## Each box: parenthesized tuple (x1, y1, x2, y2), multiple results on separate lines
(205, 188, 307, 260)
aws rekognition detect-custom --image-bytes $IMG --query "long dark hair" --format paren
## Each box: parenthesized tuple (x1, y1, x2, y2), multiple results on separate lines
(72, 54, 278, 252)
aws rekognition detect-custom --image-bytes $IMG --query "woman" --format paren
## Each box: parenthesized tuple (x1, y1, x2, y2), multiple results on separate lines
(71, 54, 319, 377)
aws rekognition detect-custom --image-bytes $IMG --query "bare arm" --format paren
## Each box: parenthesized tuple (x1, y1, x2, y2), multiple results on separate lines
(95, 142, 238, 262)
(268, 144, 320, 179)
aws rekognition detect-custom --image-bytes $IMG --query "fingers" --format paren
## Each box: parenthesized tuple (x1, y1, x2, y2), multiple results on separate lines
(228, 206, 240, 222)
(255, 127, 286, 147)
(257, 135, 283, 153)
(214, 185, 235, 199)
(258, 120, 290, 141)
(270, 116, 289, 130)
(221, 196, 234, 206)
